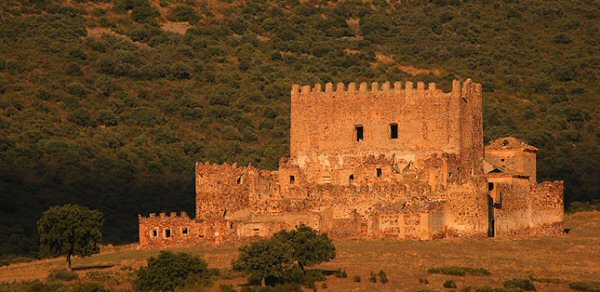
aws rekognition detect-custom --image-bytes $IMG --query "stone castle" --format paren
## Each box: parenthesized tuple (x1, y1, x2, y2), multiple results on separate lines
(139, 79, 564, 248)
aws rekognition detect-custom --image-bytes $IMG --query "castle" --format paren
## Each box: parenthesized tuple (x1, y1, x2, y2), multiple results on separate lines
(139, 79, 564, 248)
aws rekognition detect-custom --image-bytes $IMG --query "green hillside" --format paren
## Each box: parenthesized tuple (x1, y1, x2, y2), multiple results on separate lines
(0, 0, 598, 258)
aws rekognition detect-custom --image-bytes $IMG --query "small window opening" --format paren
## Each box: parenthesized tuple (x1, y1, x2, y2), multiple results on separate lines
(165, 228, 172, 238)
(152, 228, 158, 238)
(355, 125, 364, 142)
(488, 182, 494, 191)
(376, 168, 382, 177)
(501, 158, 505, 162)
(289, 175, 295, 185)
(349, 174, 354, 184)
(223, 208, 228, 218)
(182, 227, 189, 236)
(390, 123, 398, 139)
(236, 175, 242, 184)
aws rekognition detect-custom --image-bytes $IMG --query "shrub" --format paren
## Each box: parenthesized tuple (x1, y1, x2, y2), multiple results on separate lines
(68, 109, 97, 127)
(427, 266, 491, 276)
(353, 275, 361, 282)
(378, 270, 388, 284)
(568, 281, 600, 291)
(334, 268, 348, 278)
(134, 251, 212, 292)
(369, 271, 377, 283)
(503, 278, 536, 291)
(168, 6, 200, 24)
(321, 282, 327, 289)
(444, 279, 457, 288)
(47, 269, 79, 281)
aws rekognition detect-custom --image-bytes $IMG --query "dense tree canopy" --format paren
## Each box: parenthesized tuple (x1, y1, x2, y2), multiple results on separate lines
(234, 238, 294, 287)
(37, 204, 103, 270)
(134, 251, 211, 292)
(273, 225, 336, 272)
(0, 0, 598, 258)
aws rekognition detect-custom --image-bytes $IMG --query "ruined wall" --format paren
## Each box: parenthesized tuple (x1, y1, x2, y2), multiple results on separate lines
(486, 149, 537, 183)
(530, 181, 564, 227)
(488, 176, 533, 237)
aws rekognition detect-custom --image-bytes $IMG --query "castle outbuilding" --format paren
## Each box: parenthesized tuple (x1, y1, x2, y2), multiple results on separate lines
(139, 80, 564, 248)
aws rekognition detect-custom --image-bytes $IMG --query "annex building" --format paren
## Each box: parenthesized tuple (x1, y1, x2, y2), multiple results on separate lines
(139, 79, 564, 248)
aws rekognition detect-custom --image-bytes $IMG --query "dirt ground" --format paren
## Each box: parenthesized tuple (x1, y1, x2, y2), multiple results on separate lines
(1, 211, 599, 291)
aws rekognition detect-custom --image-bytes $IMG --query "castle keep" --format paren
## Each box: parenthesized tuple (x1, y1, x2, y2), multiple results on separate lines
(139, 80, 564, 248)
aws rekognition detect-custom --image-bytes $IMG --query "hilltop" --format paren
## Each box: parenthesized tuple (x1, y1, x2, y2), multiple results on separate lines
(0, 0, 598, 257)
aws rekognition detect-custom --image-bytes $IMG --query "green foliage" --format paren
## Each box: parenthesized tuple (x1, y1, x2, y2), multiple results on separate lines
(568, 201, 600, 213)
(220, 284, 237, 292)
(369, 271, 377, 283)
(378, 270, 388, 284)
(503, 278, 536, 291)
(233, 238, 294, 286)
(272, 225, 336, 271)
(168, 6, 201, 24)
(72, 282, 110, 292)
(568, 281, 600, 291)
(334, 268, 348, 278)
(353, 275, 361, 283)
(134, 251, 211, 292)
(37, 205, 103, 269)
(47, 269, 79, 281)
(428, 266, 491, 276)
(444, 279, 457, 288)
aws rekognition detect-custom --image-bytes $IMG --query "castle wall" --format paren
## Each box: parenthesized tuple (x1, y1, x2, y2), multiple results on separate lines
(530, 181, 564, 227)
(486, 149, 537, 183)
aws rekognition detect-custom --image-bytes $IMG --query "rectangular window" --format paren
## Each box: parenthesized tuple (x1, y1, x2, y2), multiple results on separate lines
(290, 175, 295, 186)
(182, 227, 189, 236)
(165, 228, 172, 238)
(390, 123, 398, 139)
(376, 168, 382, 177)
(355, 125, 364, 142)
(152, 228, 158, 238)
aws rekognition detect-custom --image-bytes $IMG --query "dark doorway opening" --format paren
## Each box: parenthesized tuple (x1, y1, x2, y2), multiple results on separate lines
(349, 174, 354, 184)
(355, 125, 364, 142)
(376, 168, 382, 177)
(487, 195, 495, 237)
(390, 123, 398, 139)
(290, 175, 295, 186)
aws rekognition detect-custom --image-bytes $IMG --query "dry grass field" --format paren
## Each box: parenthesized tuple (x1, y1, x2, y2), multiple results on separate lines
(1, 212, 599, 291)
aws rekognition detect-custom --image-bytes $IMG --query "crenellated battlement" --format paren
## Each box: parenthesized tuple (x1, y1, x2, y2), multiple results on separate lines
(139, 211, 191, 221)
(291, 79, 479, 96)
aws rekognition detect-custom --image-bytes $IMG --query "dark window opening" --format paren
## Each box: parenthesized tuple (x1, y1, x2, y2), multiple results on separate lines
(182, 227, 189, 235)
(355, 125, 364, 141)
(237, 176, 242, 184)
(488, 182, 494, 191)
(152, 229, 158, 237)
(500, 158, 505, 162)
(290, 175, 295, 185)
(349, 174, 354, 184)
(376, 168, 382, 177)
(390, 123, 398, 139)
(223, 209, 227, 218)
(165, 228, 171, 238)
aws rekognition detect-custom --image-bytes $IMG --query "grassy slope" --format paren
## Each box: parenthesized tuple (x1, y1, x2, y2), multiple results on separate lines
(1, 211, 599, 291)
(0, 0, 598, 257)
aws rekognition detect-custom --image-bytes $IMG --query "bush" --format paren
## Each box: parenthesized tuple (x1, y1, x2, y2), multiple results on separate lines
(168, 6, 200, 24)
(47, 269, 79, 281)
(444, 279, 457, 288)
(568, 281, 600, 291)
(378, 270, 388, 284)
(427, 266, 491, 276)
(220, 284, 237, 292)
(134, 251, 212, 292)
(503, 278, 536, 291)
(353, 275, 361, 283)
(334, 268, 347, 278)
(369, 271, 377, 283)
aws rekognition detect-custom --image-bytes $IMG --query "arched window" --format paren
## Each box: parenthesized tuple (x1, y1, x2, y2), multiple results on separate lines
(349, 174, 354, 185)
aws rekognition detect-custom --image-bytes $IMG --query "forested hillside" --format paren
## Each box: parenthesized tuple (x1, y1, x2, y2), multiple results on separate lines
(0, 0, 598, 258)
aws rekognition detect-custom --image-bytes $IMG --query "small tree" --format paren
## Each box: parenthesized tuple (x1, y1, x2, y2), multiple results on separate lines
(37, 204, 104, 271)
(135, 251, 210, 292)
(273, 225, 336, 273)
(233, 238, 293, 287)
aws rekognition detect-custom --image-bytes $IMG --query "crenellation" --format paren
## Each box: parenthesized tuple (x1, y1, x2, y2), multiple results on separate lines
(140, 79, 564, 248)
